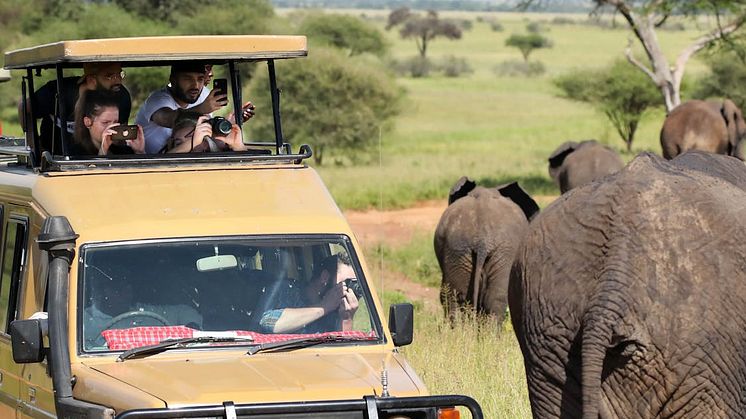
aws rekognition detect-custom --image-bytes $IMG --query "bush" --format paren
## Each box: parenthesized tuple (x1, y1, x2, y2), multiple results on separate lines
(526, 21, 548, 33)
(489, 20, 504, 32)
(493, 60, 546, 77)
(438, 55, 473, 78)
(247, 47, 403, 166)
(551, 16, 576, 25)
(391, 56, 434, 78)
(299, 13, 389, 57)
(693, 51, 746, 111)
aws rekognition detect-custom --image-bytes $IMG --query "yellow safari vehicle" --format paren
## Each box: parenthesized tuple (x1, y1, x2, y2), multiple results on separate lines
(0, 36, 483, 418)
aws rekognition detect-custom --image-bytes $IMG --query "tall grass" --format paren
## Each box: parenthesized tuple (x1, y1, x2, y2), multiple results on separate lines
(401, 311, 531, 418)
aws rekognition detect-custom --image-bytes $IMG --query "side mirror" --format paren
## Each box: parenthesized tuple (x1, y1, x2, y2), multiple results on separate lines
(388, 303, 414, 347)
(10, 319, 47, 363)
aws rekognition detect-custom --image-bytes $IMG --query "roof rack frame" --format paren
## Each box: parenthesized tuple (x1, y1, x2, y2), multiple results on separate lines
(39, 144, 312, 172)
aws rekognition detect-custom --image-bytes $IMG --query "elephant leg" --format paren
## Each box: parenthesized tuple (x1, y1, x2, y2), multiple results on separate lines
(479, 252, 512, 325)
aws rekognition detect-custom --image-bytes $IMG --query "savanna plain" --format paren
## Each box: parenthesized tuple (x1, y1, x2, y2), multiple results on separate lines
(305, 9, 715, 418)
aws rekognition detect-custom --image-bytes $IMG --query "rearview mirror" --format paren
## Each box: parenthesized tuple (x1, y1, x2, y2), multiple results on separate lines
(388, 303, 414, 347)
(10, 319, 46, 363)
(196, 255, 238, 272)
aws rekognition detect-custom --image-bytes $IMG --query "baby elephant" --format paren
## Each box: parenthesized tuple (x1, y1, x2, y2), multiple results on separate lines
(548, 139, 624, 194)
(434, 177, 539, 324)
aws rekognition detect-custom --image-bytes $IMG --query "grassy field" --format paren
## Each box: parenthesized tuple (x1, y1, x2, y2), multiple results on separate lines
(311, 10, 713, 210)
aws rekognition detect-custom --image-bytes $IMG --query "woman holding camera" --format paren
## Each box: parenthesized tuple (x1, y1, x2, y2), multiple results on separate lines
(73, 90, 146, 156)
(165, 111, 248, 153)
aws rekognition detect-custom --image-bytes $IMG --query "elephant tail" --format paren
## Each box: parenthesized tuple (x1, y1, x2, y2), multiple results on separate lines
(580, 315, 612, 419)
(471, 250, 487, 311)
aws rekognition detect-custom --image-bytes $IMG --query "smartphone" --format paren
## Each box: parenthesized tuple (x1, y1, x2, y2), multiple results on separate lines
(110, 125, 138, 142)
(213, 78, 228, 96)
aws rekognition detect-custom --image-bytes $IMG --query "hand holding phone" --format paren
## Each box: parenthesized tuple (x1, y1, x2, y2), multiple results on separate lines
(110, 125, 139, 142)
(213, 78, 228, 96)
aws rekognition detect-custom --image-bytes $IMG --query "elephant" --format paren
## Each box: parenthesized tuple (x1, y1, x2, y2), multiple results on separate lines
(509, 150, 746, 418)
(660, 99, 746, 160)
(434, 177, 539, 324)
(548, 140, 625, 194)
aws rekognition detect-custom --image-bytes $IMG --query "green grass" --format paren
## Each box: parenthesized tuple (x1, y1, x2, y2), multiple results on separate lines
(401, 311, 531, 418)
(311, 11, 712, 210)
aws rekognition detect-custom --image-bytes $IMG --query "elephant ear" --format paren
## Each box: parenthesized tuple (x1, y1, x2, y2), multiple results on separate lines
(448, 176, 477, 205)
(548, 141, 578, 181)
(721, 99, 741, 155)
(496, 182, 540, 221)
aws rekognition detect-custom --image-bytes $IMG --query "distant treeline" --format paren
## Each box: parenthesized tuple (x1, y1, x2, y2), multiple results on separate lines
(270, 0, 593, 12)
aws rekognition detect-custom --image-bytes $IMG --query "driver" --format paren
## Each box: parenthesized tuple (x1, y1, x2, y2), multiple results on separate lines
(84, 275, 203, 348)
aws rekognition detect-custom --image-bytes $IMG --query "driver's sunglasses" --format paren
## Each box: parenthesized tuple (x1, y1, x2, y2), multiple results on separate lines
(101, 70, 126, 81)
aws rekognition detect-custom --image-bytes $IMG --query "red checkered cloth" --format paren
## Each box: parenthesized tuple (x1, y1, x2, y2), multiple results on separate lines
(102, 326, 376, 350)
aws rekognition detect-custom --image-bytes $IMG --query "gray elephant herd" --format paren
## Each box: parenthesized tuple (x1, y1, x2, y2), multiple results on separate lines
(433, 99, 746, 418)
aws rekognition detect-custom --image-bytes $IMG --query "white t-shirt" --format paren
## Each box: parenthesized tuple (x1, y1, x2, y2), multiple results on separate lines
(136, 86, 210, 154)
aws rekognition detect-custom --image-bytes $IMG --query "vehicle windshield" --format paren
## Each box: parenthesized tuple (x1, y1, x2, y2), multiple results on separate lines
(79, 236, 379, 353)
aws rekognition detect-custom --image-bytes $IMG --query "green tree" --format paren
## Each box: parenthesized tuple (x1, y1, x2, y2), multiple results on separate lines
(247, 48, 402, 166)
(693, 51, 746, 111)
(299, 13, 388, 57)
(521, 0, 746, 113)
(554, 60, 663, 151)
(505, 33, 552, 62)
(386, 10, 461, 58)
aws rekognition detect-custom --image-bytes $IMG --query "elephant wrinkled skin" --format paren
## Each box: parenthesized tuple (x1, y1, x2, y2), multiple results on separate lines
(434, 177, 538, 324)
(509, 151, 746, 418)
(659, 99, 746, 160)
(548, 140, 625, 194)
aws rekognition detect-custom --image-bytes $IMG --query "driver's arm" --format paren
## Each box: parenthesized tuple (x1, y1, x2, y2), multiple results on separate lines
(261, 307, 328, 334)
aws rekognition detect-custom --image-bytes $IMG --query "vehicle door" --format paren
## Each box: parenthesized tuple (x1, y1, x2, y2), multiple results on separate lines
(0, 208, 29, 418)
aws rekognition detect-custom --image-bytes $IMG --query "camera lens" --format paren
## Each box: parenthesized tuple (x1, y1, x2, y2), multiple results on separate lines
(209, 117, 232, 135)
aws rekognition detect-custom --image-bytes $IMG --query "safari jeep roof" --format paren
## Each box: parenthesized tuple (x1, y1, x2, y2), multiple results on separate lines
(3, 35, 307, 69)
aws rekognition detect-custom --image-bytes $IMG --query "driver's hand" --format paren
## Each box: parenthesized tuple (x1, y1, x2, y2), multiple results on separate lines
(339, 286, 359, 320)
(320, 283, 344, 314)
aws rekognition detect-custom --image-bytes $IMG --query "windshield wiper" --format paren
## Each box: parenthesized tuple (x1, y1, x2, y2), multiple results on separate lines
(246, 335, 377, 356)
(117, 335, 254, 362)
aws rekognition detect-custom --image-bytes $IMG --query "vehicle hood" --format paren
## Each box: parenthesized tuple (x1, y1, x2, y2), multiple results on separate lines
(83, 351, 423, 407)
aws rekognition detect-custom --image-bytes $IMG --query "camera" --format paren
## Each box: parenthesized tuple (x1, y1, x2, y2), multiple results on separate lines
(208, 116, 232, 136)
(344, 278, 364, 299)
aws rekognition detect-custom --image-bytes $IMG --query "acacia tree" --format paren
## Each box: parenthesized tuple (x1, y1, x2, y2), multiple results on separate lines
(505, 33, 552, 62)
(522, 0, 746, 113)
(554, 60, 663, 151)
(386, 8, 462, 58)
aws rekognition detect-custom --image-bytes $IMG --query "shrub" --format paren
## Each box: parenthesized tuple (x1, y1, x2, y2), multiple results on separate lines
(391, 56, 434, 78)
(489, 20, 504, 32)
(494, 60, 546, 77)
(299, 13, 389, 57)
(438, 55, 473, 78)
(526, 21, 548, 33)
(551, 16, 576, 25)
(693, 51, 746, 111)
(247, 47, 403, 166)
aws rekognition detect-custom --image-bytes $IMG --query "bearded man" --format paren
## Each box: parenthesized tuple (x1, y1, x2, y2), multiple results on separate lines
(136, 61, 227, 154)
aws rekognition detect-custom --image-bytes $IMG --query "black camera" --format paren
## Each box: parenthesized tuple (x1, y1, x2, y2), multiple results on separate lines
(344, 278, 364, 299)
(209, 116, 232, 136)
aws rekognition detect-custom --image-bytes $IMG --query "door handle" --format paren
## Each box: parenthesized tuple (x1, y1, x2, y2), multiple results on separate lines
(28, 387, 36, 403)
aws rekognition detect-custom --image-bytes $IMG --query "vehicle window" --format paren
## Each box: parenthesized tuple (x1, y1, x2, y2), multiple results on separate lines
(79, 236, 379, 353)
(0, 217, 28, 333)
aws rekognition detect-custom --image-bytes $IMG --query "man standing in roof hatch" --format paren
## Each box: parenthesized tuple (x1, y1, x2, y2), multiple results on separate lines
(18, 62, 132, 155)
(136, 61, 255, 154)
